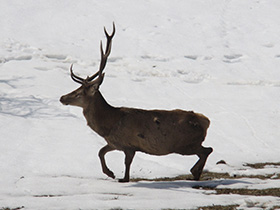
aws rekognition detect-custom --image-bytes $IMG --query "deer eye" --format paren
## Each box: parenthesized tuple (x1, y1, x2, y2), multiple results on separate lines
(75, 93, 81, 98)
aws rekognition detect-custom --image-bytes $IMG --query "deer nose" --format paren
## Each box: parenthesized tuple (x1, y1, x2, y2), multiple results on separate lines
(60, 95, 68, 105)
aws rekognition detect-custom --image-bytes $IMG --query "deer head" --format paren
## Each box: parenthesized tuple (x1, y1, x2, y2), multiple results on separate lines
(60, 23, 115, 108)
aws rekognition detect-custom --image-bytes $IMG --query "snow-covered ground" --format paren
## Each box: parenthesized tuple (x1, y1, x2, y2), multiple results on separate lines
(1, 1, 280, 209)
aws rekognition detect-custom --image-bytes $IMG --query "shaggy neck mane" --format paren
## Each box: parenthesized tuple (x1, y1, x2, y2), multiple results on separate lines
(83, 91, 121, 137)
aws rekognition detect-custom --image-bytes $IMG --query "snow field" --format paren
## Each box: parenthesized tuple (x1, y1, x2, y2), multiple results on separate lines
(1, 0, 280, 209)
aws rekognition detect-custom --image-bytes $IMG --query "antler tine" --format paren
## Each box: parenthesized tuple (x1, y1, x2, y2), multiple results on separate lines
(104, 22, 116, 55)
(70, 64, 85, 85)
(85, 71, 99, 82)
(98, 22, 115, 75)
(86, 41, 109, 82)
(87, 23, 115, 82)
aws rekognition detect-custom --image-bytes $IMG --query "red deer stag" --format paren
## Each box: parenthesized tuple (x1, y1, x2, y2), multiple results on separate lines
(60, 23, 213, 182)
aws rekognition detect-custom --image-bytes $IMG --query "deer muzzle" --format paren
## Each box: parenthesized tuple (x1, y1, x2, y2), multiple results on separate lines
(60, 95, 69, 105)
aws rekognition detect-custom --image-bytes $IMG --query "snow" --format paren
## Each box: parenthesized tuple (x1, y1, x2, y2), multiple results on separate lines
(1, 0, 280, 209)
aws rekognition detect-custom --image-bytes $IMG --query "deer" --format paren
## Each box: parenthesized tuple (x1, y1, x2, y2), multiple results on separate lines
(60, 23, 213, 182)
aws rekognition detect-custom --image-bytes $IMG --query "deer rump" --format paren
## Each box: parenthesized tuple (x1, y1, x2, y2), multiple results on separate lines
(106, 108, 210, 156)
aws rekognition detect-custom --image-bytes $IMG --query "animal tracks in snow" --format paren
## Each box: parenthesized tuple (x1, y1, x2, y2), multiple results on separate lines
(177, 69, 209, 84)
(184, 55, 213, 61)
(227, 80, 280, 87)
(183, 53, 244, 64)
(0, 40, 38, 63)
(44, 54, 68, 60)
(0, 94, 75, 118)
(132, 54, 211, 83)
(0, 40, 73, 66)
(223, 54, 243, 63)
(0, 55, 32, 63)
(1, 40, 279, 88)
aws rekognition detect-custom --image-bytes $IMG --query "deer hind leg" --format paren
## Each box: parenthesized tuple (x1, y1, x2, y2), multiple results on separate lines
(119, 150, 135, 183)
(98, 145, 115, 179)
(190, 146, 213, 180)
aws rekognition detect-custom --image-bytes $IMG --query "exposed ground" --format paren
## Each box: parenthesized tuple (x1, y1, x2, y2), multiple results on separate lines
(131, 162, 280, 209)
(4, 162, 278, 210)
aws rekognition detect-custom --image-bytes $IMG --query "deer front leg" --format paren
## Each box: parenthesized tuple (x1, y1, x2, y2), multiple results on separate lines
(98, 145, 115, 179)
(119, 150, 135, 183)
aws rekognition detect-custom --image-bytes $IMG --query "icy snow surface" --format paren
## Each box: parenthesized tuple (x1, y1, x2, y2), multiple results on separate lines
(1, 1, 280, 209)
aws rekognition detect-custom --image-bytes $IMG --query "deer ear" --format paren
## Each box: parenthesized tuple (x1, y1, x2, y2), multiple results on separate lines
(89, 73, 105, 93)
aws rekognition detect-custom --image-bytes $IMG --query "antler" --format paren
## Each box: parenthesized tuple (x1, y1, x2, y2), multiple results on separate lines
(70, 64, 85, 85)
(87, 22, 116, 82)
(70, 23, 116, 85)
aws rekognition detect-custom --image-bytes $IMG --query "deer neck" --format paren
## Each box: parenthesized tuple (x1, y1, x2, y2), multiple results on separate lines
(83, 91, 121, 137)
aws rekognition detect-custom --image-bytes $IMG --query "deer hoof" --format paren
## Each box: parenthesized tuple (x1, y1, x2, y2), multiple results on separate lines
(105, 170, 115, 179)
(191, 168, 202, 181)
(118, 178, 129, 183)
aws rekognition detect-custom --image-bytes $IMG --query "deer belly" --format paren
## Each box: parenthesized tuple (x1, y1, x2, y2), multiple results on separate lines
(108, 125, 202, 156)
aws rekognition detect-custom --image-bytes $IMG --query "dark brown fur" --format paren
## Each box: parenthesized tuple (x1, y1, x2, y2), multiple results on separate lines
(60, 23, 212, 182)
(61, 90, 212, 182)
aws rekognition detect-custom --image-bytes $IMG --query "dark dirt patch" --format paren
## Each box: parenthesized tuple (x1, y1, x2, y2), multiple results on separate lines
(244, 162, 280, 169)
(240, 173, 280, 180)
(33, 194, 63, 197)
(193, 186, 280, 197)
(196, 205, 280, 210)
(131, 172, 231, 182)
(0, 207, 24, 210)
(270, 206, 280, 210)
(162, 205, 239, 210)
(196, 205, 239, 210)
(130, 171, 280, 182)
